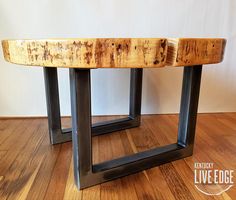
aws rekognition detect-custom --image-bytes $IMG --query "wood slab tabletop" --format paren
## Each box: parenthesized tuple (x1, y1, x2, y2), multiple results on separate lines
(2, 38, 226, 68)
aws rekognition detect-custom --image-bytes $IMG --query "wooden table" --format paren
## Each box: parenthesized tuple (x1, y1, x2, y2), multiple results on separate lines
(1, 38, 226, 189)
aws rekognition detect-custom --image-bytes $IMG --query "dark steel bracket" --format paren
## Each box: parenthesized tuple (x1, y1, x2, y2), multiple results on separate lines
(43, 68, 143, 144)
(68, 66, 202, 189)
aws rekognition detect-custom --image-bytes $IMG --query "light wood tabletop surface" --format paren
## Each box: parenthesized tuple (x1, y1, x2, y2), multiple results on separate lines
(2, 38, 226, 68)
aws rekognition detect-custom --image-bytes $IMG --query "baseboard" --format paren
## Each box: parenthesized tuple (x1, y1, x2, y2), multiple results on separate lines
(0, 112, 235, 120)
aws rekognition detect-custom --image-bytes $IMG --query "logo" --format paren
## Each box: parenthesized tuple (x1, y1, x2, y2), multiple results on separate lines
(194, 162, 234, 195)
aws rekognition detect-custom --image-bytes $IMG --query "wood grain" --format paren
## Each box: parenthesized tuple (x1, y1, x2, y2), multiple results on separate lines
(2, 38, 226, 68)
(63, 159, 82, 200)
(0, 114, 235, 200)
(167, 38, 226, 66)
(2, 38, 167, 68)
(43, 143, 72, 200)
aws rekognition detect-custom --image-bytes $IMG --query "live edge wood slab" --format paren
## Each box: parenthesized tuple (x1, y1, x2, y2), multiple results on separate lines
(2, 38, 226, 68)
(2, 38, 167, 68)
(167, 38, 226, 66)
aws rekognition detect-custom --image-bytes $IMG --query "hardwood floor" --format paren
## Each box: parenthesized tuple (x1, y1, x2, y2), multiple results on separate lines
(0, 113, 235, 200)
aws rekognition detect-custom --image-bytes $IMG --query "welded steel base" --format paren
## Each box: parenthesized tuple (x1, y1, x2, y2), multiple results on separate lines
(43, 68, 142, 144)
(44, 66, 202, 189)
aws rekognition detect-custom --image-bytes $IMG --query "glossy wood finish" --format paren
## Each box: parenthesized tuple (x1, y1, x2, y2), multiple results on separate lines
(2, 38, 226, 68)
(0, 113, 235, 199)
(2, 38, 167, 68)
(167, 38, 226, 66)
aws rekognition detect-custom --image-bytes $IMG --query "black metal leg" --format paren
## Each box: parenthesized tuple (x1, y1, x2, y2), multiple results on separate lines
(43, 68, 143, 144)
(69, 69, 92, 188)
(69, 66, 202, 189)
(43, 67, 72, 144)
(178, 65, 202, 149)
(129, 68, 143, 121)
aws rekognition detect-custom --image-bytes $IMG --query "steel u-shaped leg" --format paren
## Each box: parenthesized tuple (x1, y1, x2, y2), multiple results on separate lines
(69, 66, 202, 189)
(43, 67, 72, 144)
(43, 68, 143, 144)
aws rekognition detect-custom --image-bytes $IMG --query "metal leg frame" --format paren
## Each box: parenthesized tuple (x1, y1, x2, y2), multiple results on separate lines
(44, 68, 72, 144)
(69, 65, 202, 189)
(43, 67, 143, 144)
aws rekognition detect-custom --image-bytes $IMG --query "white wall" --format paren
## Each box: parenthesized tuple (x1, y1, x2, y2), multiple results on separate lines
(0, 0, 236, 117)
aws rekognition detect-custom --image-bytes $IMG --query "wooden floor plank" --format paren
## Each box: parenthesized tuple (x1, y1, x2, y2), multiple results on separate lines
(144, 115, 197, 200)
(81, 136, 101, 200)
(25, 119, 61, 200)
(126, 119, 176, 199)
(99, 133, 121, 200)
(0, 119, 46, 199)
(25, 145, 61, 200)
(82, 185, 100, 200)
(43, 142, 72, 200)
(63, 159, 82, 200)
(110, 131, 139, 200)
(0, 119, 25, 149)
(159, 163, 195, 200)
(172, 159, 215, 200)
(135, 116, 196, 200)
(0, 150, 7, 161)
(0, 114, 235, 200)
(16, 156, 44, 200)
(214, 114, 236, 131)
(146, 167, 176, 200)
(0, 119, 39, 174)
(168, 114, 236, 200)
